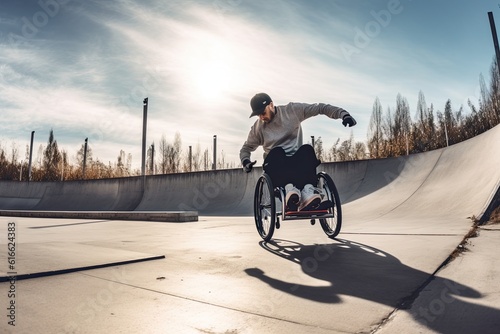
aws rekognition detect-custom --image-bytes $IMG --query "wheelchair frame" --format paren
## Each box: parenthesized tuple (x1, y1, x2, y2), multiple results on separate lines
(253, 171, 342, 242)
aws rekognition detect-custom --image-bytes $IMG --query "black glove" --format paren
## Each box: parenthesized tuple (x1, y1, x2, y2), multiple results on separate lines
(342, 114, 357, 127)
(242, 159, 256, 173)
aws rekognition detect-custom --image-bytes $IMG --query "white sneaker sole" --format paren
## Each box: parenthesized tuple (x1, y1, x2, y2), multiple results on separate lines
(298, 195, 321, 211)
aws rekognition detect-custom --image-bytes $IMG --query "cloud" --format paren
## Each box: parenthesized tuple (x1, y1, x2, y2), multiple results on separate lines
(0, 0, 376, 167)
(0, 0, 494, 169)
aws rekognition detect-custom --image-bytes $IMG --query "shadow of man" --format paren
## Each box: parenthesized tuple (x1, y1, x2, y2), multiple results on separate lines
(245, 238, 499, 333)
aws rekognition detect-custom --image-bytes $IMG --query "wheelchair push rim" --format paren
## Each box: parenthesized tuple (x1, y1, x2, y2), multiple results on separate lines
(317, 172, 342, 238)
(253, 173, 276, 241)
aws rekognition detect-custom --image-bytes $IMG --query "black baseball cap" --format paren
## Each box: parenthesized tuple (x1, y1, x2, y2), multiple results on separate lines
(250, 93, 272, 117)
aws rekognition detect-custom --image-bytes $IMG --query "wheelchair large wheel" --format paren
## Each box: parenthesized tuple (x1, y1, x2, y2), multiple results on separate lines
(317, 172, 342, 238)
(254, 173, 276, 241)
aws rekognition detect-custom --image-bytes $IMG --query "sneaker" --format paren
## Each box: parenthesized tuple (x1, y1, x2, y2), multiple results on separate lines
(285, 183, 301, 211)
(314, 187, 325, 199)
(298, 184, 321, 211)
(314, 187, 333, 210)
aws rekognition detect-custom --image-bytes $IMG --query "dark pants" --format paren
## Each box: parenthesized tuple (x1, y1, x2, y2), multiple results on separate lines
(263, 145, 320, 189)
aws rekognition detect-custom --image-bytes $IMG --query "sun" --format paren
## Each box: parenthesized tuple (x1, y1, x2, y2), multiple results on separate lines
(183, 39, 235, 100)
(195, 55, 232, 98)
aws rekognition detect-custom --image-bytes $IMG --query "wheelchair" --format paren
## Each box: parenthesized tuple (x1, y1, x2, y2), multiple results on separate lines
(253, 171, 342, 241)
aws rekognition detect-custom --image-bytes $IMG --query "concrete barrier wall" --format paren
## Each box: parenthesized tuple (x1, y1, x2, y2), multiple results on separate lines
(0, 181, 47, 210)
(136, 168, 261, 215)
(32, 177, 145, 211)
(0, 177, 143, 211)
(0, 168, 263, 215)
(0, 124, 499, 218)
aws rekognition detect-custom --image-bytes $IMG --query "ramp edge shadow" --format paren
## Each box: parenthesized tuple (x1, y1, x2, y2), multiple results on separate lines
(0, 210, 198, 222)
(0, 255, 166, 282)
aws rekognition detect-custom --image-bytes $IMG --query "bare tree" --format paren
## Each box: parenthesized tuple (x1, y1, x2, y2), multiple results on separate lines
(192, 143, 203, 171)
(158, 132, 182, 174)
(60, 150, 68, 181)
(313, 136, 325, 162)
(488, 60, 500, 126)
(354, 141, 367, 160)
(147, 142, 155, 175)
(412, 91, 428, 152)
(115, 150, 128, 177)
(42, 130, 62, 181)
(76, 143, 93, 170)
(36, 144, 44, 168)
(10, 142, 18, 164)
(172, 132, 182, 173)
(337, 132, 354, 161)
(203, 148, 211, 171)
(426, 103, 436, 150)
(368, 97, 384, 158)
(0, 146, 8, 179)
(217, 150, 227, 169)
(158, 135, 169, 174)
(326, 138, 340, 162)
(382, 106, 394, 157)
(395, 94, 412, 155)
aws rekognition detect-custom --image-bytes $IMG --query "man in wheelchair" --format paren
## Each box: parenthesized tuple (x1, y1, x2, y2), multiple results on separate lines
(240, 93, 357, 212)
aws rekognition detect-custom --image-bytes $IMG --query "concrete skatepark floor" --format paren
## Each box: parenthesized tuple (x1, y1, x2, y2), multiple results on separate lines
(0, 215, 499, 334)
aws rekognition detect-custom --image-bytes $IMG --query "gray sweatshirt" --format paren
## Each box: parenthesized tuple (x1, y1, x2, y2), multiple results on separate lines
(240, 102, 349, 163)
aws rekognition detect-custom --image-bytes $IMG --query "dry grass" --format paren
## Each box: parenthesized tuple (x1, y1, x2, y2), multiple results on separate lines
(452, 205, 500, 261)
(486, 205, 500, 225)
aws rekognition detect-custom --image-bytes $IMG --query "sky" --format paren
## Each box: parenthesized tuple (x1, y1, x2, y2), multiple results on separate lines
(0, 0, 497, 170)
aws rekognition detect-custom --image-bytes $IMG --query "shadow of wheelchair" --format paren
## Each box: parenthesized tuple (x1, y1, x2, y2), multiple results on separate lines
(244, 238, 498, 333)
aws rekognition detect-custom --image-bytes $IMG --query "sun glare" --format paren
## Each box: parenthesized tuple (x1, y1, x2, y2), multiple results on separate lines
(182, 39, 235, 100)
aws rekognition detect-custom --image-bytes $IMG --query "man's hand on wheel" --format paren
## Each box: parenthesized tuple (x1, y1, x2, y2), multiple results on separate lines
(342, 114, 357, 127)
(242, 159, 257, 173)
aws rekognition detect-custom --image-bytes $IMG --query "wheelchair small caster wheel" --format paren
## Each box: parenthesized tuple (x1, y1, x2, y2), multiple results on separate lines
(310, 219, 316, 225)
(276, 217, 281, 229)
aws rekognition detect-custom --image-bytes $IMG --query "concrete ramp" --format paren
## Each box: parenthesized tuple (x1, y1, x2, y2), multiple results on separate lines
(331, 124, 500, 227)
(319, 149, 446, 222)
(321, 149, 443, 206)
(205, 123, 499, 219)
(0, 125, 498, 219)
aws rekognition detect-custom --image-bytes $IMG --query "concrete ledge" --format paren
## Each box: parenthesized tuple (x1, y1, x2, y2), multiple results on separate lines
(0, 210, 198, 222)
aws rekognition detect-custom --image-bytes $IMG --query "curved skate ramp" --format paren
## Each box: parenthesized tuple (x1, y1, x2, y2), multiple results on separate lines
(221, 123, 499, 219)
(0, 125, 498, 219)
(323, 124, 500, 231)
